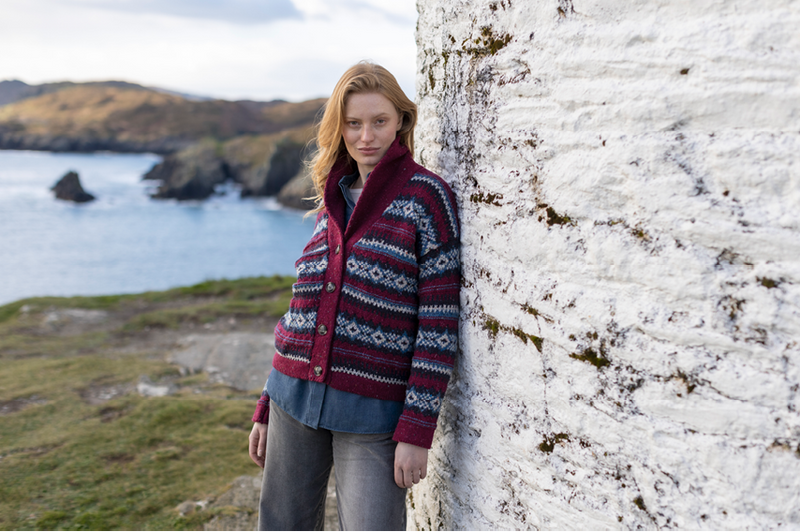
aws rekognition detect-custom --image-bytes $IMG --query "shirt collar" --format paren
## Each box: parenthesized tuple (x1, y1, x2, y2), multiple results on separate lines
(338, 171, 360, 189)
(338, 171, 360, 210)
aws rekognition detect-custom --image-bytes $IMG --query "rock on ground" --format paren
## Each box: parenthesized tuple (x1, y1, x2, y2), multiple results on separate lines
(40, 308, 108, 331)
(136, 376, 177, 397)
(168, 332, 275, 391)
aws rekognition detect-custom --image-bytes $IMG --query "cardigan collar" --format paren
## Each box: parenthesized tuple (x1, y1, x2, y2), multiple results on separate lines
(324, 136, 420, 245)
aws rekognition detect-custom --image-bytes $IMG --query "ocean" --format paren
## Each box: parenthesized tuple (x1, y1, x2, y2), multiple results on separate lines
(0, 150, 315, 306)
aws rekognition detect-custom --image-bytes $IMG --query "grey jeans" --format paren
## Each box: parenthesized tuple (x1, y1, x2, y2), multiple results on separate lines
(258, 403, 407, 531)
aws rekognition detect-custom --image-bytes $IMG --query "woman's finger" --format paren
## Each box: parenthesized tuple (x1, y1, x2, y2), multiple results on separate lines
(258, 429, 267, 457)
(394, 464, 405, 489)
(404, 468, 414, 489)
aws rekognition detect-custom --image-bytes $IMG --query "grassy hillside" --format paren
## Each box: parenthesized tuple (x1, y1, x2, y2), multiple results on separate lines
(0, 80, 165, 107)
(0, 83, 325, 153)
(0, 277, 293, 531)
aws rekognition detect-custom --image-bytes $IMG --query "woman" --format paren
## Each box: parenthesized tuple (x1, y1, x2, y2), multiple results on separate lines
(248, 62, 460, 531)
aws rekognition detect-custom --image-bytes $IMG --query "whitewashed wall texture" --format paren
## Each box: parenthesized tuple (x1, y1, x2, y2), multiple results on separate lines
(410, 0, 800, 529)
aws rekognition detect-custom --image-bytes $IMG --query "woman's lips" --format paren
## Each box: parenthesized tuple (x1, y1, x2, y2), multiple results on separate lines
(359, 147, 379, 155)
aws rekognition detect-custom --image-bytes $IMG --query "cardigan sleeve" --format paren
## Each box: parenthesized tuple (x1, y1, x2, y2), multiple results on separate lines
(393, 176, 461, 449)
(252, 379, 271, 424)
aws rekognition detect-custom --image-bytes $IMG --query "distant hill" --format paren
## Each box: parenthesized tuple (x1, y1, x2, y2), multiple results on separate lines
(0, 80, 325, 154)
(0, 79, 156, 106)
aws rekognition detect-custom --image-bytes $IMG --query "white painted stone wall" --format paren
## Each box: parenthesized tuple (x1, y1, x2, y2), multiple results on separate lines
(410, 0, 800, 529)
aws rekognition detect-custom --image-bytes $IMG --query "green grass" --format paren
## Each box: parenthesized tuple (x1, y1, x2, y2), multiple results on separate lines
(0, 361, 256, 530)
(0, 275, 294, 358)
(0, 330, 112, 360)
(0, 275, 295, 325)
(0, 276, 293, 530)
(122, 298, 291, 333)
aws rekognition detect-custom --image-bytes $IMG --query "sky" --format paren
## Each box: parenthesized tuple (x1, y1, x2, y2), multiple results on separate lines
(0, 0, 418, 102)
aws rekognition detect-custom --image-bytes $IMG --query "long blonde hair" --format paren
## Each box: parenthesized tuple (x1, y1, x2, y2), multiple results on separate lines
(308, 62, 417, 212)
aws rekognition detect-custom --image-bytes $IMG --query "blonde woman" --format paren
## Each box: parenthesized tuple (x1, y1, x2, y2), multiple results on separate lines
(248, 62, 460, 531)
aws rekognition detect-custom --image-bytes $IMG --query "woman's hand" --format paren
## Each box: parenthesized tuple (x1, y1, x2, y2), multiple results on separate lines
(394, 442, 428, 488)
(248, 422, 268, 468)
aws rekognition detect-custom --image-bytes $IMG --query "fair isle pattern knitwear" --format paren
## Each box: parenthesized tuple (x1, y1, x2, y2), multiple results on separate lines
(252, 137, 460, 449)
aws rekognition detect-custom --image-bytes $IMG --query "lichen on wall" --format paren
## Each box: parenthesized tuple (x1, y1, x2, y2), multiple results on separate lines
(411, 0, 800, 529)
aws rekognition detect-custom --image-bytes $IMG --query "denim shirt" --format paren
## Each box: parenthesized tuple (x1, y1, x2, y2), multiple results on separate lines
(265, 171, 404, 434)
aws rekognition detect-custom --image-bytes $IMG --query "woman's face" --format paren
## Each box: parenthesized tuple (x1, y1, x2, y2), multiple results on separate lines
(342, 92, 402, 179)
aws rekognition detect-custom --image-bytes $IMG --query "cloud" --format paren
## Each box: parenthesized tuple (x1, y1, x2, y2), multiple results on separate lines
(64, 0, 303, 25)
(293, 0, 416, 25)
(0, 0, 417, 101)
(352, 0, 416, 23)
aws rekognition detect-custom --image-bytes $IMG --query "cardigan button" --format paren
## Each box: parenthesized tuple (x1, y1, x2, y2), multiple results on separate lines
(335, 244, 341, 254)
(317, 324, 328, 335)
(326, 282, 336, 293)
(313, 366, 322, 376)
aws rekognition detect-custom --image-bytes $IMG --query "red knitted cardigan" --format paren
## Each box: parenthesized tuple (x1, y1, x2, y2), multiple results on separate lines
(251, 137, 460, 449)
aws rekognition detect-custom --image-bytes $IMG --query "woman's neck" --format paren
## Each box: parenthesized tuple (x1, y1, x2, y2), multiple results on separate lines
(351, 171, 370, 189)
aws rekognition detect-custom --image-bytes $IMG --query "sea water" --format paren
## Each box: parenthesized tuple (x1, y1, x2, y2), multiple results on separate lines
(0, 150, 315, 305)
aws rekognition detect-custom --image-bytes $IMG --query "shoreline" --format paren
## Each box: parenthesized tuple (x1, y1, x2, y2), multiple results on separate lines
(0, 149, 313, 307)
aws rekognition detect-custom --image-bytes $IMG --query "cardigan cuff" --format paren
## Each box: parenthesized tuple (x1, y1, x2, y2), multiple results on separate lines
(392, 414, 436, 449)
(251, 395, 270, 424)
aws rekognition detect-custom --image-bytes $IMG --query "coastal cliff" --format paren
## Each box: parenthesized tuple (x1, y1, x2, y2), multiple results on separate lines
(142, 128, 315, 201)
(0, 80, 325, 207)
(0, 82, 324, 155)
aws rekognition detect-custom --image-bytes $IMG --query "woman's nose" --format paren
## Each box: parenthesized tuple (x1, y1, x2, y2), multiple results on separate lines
(361, 126, 374, 142)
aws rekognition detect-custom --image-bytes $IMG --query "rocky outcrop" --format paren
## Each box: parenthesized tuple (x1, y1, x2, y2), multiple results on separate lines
(2, 132, 197, 154)
(51, 171, 95, 202)
(144, 129, 316, 203)
(223, 130, 313, 197)
(144, 140, 230, 200)
(0, 128, 195, 154)
(276, 166, 317, 211)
